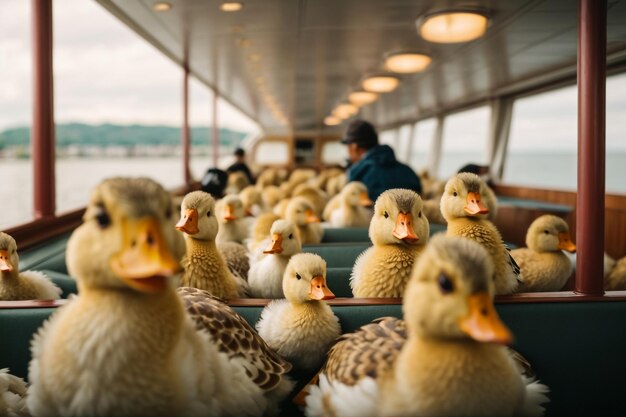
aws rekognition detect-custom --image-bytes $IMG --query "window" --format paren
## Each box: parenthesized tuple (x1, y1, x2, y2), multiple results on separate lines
(395, 124, 414, 163)
(438, 106, 490, 179)
(379, 129, 396, 147)
(503, 85, 577, 190)
(321, 141, 347, 165)
(255, 141, 289, 165)
(411, 119, 436, 174)
(606, 72, 626, 194)
(0, 0, 33, 229)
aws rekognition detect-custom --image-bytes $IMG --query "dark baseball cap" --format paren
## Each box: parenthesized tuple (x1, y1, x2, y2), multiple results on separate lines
(341, 119, 378, 148)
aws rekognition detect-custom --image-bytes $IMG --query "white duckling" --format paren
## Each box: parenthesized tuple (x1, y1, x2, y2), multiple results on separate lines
(351, 189, 429, 298)
(248, 220, 302, 298)
(215, 194, 249, 245)
(325, 182, 373, 227)
(306, 235, 549, 417)
(0, 368, 28, 417)
(176, 191, 249, 299)
(285, 197, 323, 244)
(441, 172, 520, 295)
(257, 253, 340, 371)
(27, 177, 285, 417)
(511, 215, 576, 292)
(0, 232, 61, 301)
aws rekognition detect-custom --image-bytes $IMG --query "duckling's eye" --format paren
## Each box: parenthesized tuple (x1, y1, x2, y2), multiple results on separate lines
(289, 233, 293, 239)
(383, 211, 389, 219)
(453, 191, 458, 197)
(95, 205, 111, 229)
(165, 207, 172, 219)
(544, 230, 549, 235)
(207, 211, 211, 217)
(438, 274, 454, 294)
(418, 211, 422, 218)
(295, 273, 302, 280)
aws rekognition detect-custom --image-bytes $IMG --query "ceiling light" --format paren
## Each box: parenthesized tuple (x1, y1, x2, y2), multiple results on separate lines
(385, 52, 432, 74)
(153, 2, 172, 12)
(333, 103, 359, 119)
(236, 38, 252, 48)
(348, 91, 378, 106)
(324, 116, 342, 126)
(220, 2, 244, 12)
(248, 53, 261, 63)
(361, 74, 400, 93)
(418, 10, 489, 43)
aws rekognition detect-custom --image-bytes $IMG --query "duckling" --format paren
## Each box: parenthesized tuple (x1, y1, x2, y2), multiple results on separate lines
(273, 197, 291, 218)
(27, 177, 285, 417)
(324, 182, 373, 227)
(285, 197, 323, 244)
(248, 220, 302, 298)
(176, 191, 249, 299)
(260, 185, 283, 211)
(292, 183, 329, 218)
(351, 189, 429, 298)
(441, 173, 520, 295)
(605, 255, 626, 290)
(256, 168, 280, 189)
(249, 212, 281, 252)
(226, 170, 251, 194)
(219, 241, 250, 281)
(256, 253, 340, 371)
(305, 235, 549, 417)
(0, 368, 28, 416)
(326, 173, 347, 197)
(511, 215, 576, 292)
(240, 185, 265, 216)
(215, 194, 249, 245)
(0, 232, 61, 301)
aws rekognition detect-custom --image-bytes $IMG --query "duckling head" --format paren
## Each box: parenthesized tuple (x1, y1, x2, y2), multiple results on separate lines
(283, 253, 335, 304)
(526, 215, 576, 253)
(404, 235, 512, 345)
(340, 182, 373, 208)
(0, 232, 19, 278)
(285, 197, 319, 226)
(440, 173, 490, 222)
(176, 191, 219, 241)
(67, 177, 184, 293)
(239, 186, 262, 216)
(263, 220, 302, 256)
(369, 189, 429, 246)
(215, 194, 245, 224)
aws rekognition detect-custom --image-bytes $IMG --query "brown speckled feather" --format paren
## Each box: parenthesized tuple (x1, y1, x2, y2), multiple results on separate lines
(322, 317, 407, 386)
(177, 286, 292, 390)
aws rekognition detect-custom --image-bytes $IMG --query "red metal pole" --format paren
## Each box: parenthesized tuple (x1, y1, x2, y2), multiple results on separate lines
(576, 0, 606, 295)
(182, 66, 191, 184)
(212, 90, 219, 167)
(31, 0, 56, 218)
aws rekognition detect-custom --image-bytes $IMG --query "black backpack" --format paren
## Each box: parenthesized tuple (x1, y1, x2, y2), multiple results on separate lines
(200, 168, 228, 198)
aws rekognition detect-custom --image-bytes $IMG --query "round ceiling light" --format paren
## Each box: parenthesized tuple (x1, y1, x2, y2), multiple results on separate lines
(324, 116, 342, 126)
(333, 103, 359, 119)
(153, 2, 172, 12)
(348, 91, 378, 106)
(220, 2, 244, 12)
(384, 52, 432, 74)
(361, 74, 400, 93)
(418, 11, 489, 43)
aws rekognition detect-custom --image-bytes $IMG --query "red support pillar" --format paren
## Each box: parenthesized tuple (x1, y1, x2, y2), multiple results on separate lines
(212, 90, 219, 167)
(182, 66, 191, 184)
(31, 0, 56, 218)
(576, 0, 606, 295)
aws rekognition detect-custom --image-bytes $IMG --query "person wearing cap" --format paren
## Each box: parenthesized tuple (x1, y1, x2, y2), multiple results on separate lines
(341, 119, 422, 201)
(226, 147, 255, 184)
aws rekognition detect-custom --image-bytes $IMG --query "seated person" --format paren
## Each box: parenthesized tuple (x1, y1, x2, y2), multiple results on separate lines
(341, 119, 422, 200)
(226, 147, 255, 184)
(457, 163, 493, 187)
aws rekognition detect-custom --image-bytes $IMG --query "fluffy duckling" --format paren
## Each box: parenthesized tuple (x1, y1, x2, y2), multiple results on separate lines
(351, 189, 429, 298)
(0, 232, 61, 301)
(306, 235, 549, 417)
(240, 185, 265, 216)
(248, 220, 302, 298)
(249, 212, 281, 252)
(226, 170, 251, 194)
(27, 177, 283, 417)
(215, 194, 249, 245)
(0, 368, 28, 416)
(324, 182, 373, 227)
(176, 191, 249, 299)
(219, 241, 250, 281)
(257, 253, 340, 371)
(292, 183, 329, 218)
(511, 215, 576, 292)
(326, 173, 347, 197)
(261, 185, 283, 210)
(605, 255, 626, 290)
(441, 173, 520, 295)
(285, 197, 323, 244)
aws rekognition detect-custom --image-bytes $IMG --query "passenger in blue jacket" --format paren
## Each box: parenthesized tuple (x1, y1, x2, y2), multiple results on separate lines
(342, 119, 422, 201)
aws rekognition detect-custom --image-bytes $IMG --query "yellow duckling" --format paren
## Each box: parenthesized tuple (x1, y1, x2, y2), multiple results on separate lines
(226, 170, 251, 194)
(292, 183, 329, 218)
(441, 173, 520, 295)
(326, 173, 347, 197)
(27, 177, 284, 417)
(351, 189, 429, 298)
(249, 220, 302, 298)
(0, 368, 28, 416)
(256, 253, 339, 371)
(249, 212, 281, 252)
(511, 215, 576, 292)
(0, 232, 61, 301)
(215, 194, 249, 245)
(240, 185, 265, 216)
(260, 185, 283, 211)
(605, 255, 626, 290)
(306, 235, 549, 417)
(219, 240, 250, 281)
(323, 182, 373, 227)
(176, 191, 249, 298)
(285, 197, 323, 244)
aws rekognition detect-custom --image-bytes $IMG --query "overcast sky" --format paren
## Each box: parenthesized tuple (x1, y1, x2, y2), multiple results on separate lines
(0, 0, 260, 133)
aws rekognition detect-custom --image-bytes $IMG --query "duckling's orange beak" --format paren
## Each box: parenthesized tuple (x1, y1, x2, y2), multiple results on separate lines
(111, 217, 181, 293)
(176, 208, 199, 235)
(263, 233, 284, 254)
(360, 191, 374, 207)
(223, 204, 237, 221)
(558, 232, 576, 252)
(305, 209, 320, 224)
(392, 213, 419, 243)
(0, 250, 13, 273)
(459, 292, 513, 345)
(464, 192, 489, 215)
(309, 276, 335, 300)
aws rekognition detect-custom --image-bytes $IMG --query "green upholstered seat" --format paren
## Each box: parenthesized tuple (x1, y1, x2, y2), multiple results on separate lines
(18, 233, 71, 274)
(43, 270, 78, 298)
(302, 243, 370, 268)
(321, 227, 369, 243)
(326, 267, 352, 297)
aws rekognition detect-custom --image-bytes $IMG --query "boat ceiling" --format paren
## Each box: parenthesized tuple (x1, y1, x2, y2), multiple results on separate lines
(96, 0, 626, 134)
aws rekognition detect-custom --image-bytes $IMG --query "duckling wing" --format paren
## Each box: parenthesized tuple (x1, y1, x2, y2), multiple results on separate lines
(219, 241, 250, 281)
(505, 244, 522, 284)
(0, 368, 28, 417)
(177, 287, 292, 391)
(507, 348, 550, 417)
(20, 271, 62, 300)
